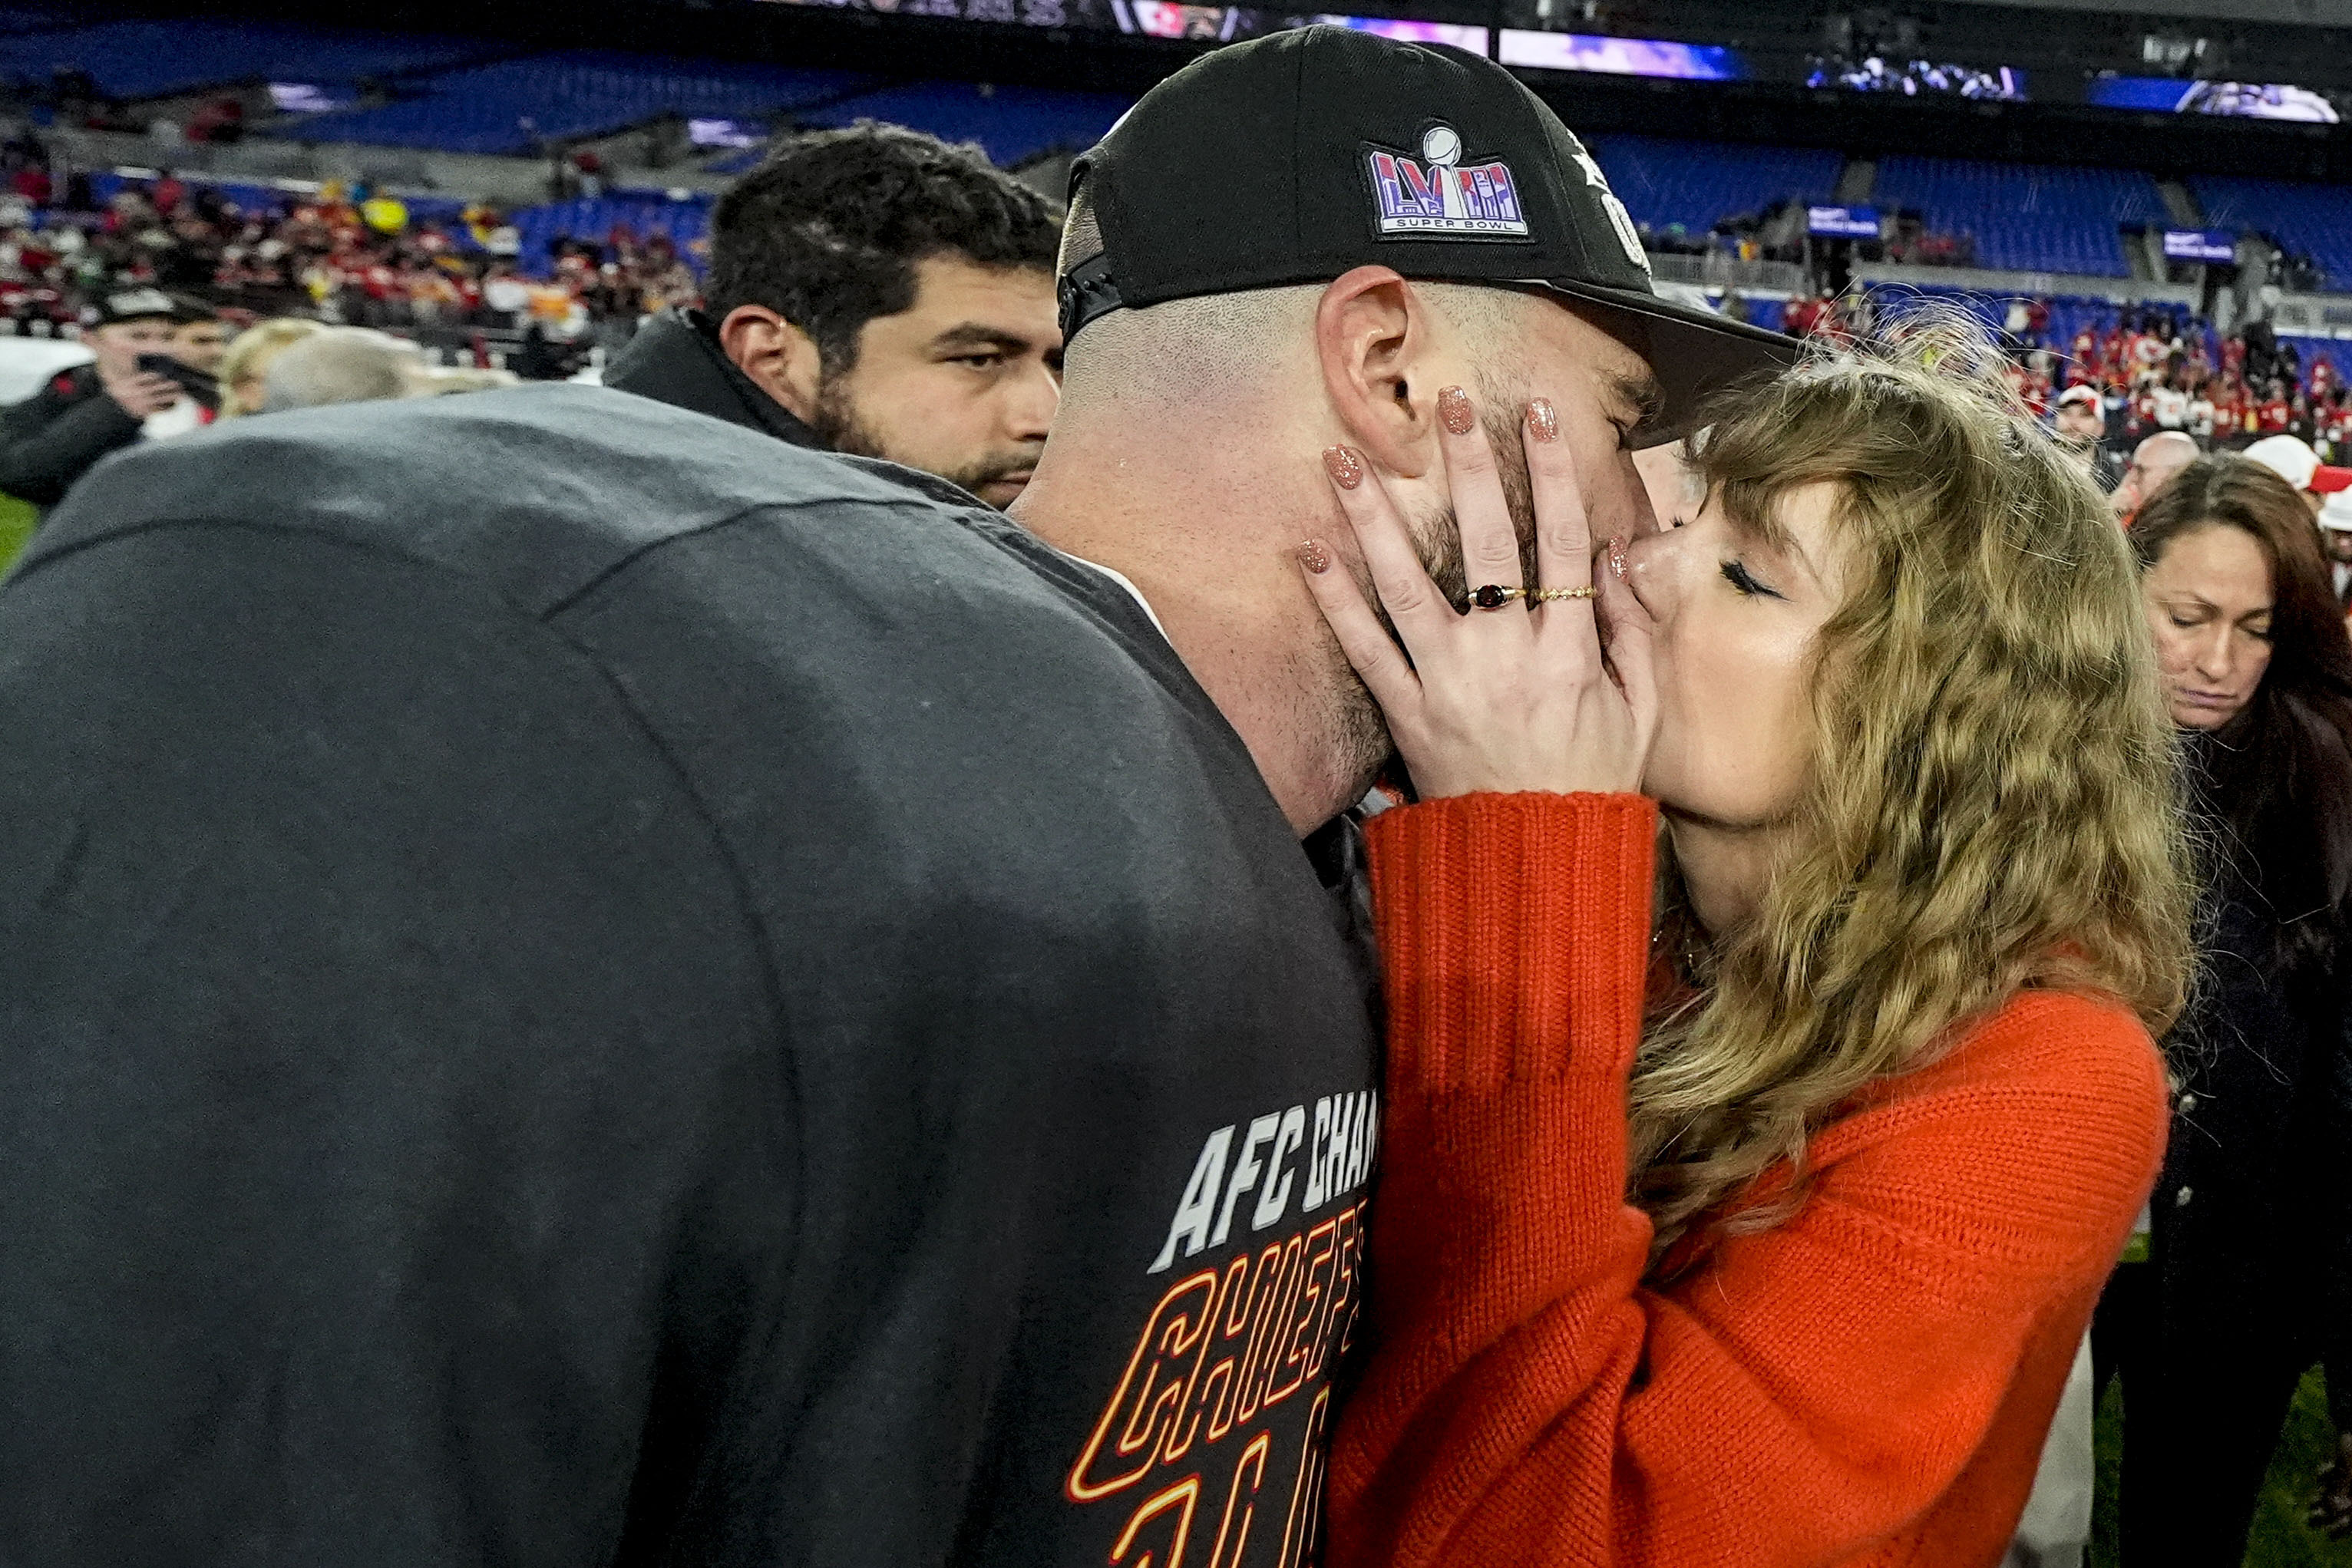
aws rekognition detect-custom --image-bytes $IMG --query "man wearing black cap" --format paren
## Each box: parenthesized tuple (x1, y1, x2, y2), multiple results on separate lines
(0, 286, 193, 510)
(1025, 29, 1789, 811)
(0, 29, 1787, 1568)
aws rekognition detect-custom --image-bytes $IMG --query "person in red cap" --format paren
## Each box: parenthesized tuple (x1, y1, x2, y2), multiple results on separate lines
(2242, 433, 2352, 517)
(2054, 382, 2123, 491)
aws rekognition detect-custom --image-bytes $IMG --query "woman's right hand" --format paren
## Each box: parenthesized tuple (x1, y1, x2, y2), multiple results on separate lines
(1296, 386, 1657, 801)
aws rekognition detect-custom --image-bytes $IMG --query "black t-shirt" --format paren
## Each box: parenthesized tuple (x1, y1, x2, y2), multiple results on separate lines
(0, 386, 1381, 1566)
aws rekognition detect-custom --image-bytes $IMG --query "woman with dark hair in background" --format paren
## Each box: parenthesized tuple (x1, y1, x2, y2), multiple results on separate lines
(2119, 455, 2352, 1561)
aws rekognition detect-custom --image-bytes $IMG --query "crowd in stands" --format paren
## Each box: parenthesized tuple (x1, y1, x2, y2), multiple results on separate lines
(1783, 289, 2352, 464)
(0, 140, 702, 348)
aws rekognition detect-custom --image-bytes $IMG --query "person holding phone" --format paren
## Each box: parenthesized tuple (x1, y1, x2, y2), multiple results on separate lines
(0, 287, 210, 514)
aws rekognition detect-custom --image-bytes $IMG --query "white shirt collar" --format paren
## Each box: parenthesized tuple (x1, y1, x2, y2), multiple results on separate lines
(1055, 549, 1170, 643)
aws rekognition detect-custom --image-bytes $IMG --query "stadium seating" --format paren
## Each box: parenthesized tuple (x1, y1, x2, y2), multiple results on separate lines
(795, 82, 1131, 170)
(286, 51, 868, 156)
(0, 18, 496, 101)
(2191, 176, 2352, 290)
(80, 167, 484, 242)
(1586, 136, 1842, 236)
(514, 192, 712, 276)
(1871, 156, 2168, 277)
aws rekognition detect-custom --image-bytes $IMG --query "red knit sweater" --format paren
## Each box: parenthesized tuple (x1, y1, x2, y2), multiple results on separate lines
(1329, 792, 2168, 1568)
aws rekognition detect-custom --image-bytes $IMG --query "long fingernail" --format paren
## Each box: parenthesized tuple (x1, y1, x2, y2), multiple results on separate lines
(1322, 445, 1364, 490)
(1526, 397, 1558, 443)
(1296, 540, 1331, 575)
(1607, 536, 1630, 579)
(1438, 385, 1475, 436)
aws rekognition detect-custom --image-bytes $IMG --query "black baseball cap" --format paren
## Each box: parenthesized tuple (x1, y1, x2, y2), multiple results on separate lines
(86, 286, 177, 328)
(1060, 25, 1799, 444)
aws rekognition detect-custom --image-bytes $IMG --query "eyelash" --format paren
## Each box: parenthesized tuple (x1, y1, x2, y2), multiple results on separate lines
(1721, 560, 1781, 599)
(2169, 614, 2273, 641)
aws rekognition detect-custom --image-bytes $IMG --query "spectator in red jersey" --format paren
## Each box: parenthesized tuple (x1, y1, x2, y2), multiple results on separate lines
(2269, 387, 2296, 434)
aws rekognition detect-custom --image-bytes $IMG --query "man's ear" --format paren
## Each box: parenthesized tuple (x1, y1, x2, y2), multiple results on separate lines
(1314, 266, 1442, 481)
(718, 305, 826, 423)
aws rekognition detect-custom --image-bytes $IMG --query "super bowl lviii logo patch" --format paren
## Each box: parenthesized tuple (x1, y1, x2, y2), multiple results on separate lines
(1366, 124, 1530, 239)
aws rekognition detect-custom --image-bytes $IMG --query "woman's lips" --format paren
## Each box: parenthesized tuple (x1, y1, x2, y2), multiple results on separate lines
(2175, 687, 2238, 708)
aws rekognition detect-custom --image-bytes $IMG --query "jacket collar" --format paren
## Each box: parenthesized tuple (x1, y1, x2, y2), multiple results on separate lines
(602, 308, 825, 449)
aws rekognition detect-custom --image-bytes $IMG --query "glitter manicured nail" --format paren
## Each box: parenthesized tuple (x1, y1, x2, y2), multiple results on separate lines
(1527, 397, 1559, 442)
(1323, 445, 1365, 489)
(1607, 536, 1631, 579)
(1438, 385, 1475, 436)
(1296, 540, 1331, 574)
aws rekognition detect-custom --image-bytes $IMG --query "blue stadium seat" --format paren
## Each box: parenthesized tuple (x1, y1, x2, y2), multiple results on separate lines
(1587, 136, 1842, 235)
(0, 19, 496, 100)
(287, 51, 867, 156)
(514, 193, 713, 277)
(705, 144, 768, 177)
(796, 82, 1131, 169)
(1872, 157, 2166, 277)
(2192, 176, 2352, 290)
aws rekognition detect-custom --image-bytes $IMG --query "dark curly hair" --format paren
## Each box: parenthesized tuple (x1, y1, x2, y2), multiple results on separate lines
(707, 121, 1062, 373)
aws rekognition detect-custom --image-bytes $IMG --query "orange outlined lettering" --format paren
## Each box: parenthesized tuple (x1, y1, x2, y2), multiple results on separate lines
(1203, 1431, 1273, 1568)
(1072, 1187, 1372, 1565)
(1109, 1475, 1201, 1568)
(1069, 1268, 1222, 1502)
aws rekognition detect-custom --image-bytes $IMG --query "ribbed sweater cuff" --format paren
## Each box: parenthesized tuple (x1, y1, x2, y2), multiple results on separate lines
(1365, 792, 1657, 1094)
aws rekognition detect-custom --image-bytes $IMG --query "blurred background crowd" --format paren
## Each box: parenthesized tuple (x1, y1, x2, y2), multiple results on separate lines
(4, 2, 2352, 1565)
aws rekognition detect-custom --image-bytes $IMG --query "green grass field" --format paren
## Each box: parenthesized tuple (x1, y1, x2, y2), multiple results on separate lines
(0, 493, 35, 572)
(2092, 1366, 2352, 1568)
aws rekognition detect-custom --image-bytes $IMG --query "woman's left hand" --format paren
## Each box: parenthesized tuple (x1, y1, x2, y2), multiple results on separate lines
(1297, 385, 1657, 800)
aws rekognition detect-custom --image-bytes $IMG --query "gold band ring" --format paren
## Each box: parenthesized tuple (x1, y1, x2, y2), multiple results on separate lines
(1529, 586, 1597, 602)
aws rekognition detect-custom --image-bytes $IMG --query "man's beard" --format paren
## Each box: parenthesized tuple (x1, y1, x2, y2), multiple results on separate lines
(814, 376, 1036, 509)
(1396, 394, 1540, 609)
(1323, 391, 1541, 792)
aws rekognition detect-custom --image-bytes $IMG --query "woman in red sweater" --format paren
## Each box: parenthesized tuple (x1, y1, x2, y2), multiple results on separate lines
(1295, 344, 2195, 1567)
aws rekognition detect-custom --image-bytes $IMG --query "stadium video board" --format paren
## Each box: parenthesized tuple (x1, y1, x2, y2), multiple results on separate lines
(1806, 56, 2025, 101)
(1807, 204, 1881, 239)
(758, 0, 1487, 48)
(2162, 228, 2238, 263)
(2088, 74, 2340, 123)
(745, 0, 2344, 127)
(1495, 31, 1741, 81)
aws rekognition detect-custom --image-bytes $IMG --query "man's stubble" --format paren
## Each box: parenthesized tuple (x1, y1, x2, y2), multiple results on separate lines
(1322, 391, 1540, 791)
(814, 375, 1038, 510)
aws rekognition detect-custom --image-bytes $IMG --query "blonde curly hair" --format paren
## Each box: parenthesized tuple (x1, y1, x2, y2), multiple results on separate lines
(1630, 321, 2196, 1267)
